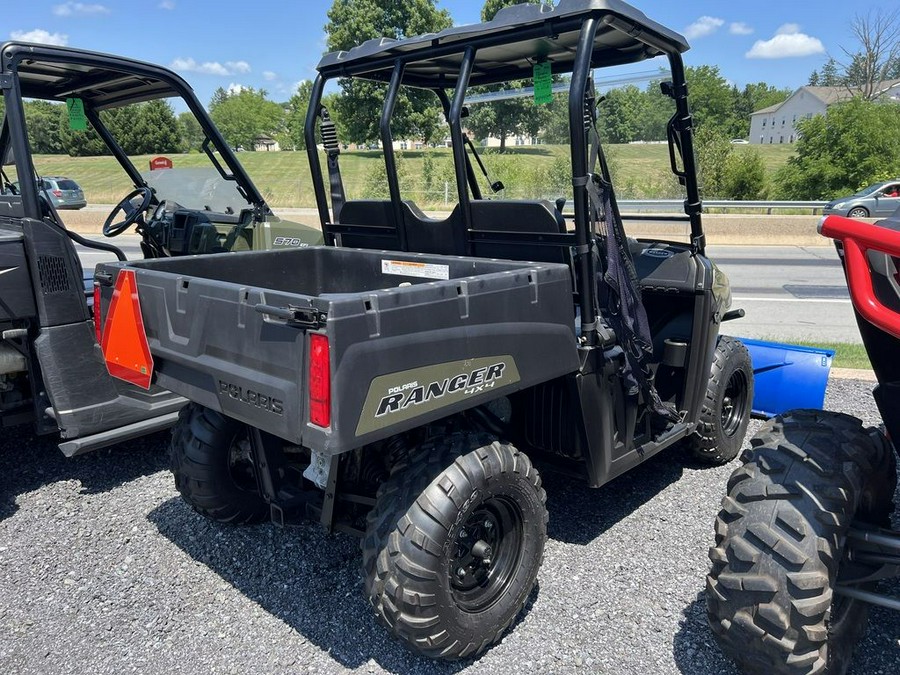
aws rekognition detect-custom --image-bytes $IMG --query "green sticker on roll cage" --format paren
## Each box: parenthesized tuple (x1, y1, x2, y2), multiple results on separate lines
(533, 61, 552, 105)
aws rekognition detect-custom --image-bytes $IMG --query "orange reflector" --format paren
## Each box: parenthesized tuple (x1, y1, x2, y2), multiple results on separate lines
(309, 333, 330, 427)
(101, 269, 154, 390)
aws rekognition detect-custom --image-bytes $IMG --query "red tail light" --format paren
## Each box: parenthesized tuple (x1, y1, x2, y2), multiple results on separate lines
(52, 190, 62, 197)
(309, 333, 331, 428)
(93, 283, 102, 341)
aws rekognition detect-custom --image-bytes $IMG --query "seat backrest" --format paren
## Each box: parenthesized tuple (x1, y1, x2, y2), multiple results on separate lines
(468, 199, 570, 264)
(333, 200, 466, 255)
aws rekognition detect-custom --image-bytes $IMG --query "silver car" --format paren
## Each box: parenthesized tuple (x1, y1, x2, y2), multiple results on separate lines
(824, 180, 900, 219)
(38, 176, 87, 210)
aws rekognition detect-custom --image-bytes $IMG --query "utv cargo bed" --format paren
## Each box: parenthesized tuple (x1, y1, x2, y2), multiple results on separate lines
(96, 246, 579, 455)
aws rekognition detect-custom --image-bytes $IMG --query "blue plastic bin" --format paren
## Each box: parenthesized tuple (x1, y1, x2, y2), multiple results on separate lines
(736, 338, 835, 418)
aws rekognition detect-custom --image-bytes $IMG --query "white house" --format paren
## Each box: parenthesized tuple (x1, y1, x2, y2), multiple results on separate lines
(749, 80, 900, 145)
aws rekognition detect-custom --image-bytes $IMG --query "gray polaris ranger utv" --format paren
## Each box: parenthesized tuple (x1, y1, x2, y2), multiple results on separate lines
(96, 0, 753, 659)
(0, 42, 320, 455)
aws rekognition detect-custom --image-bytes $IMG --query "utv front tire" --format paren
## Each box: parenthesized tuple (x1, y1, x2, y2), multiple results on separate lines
(707, 410, 896, 675)
(362, 434, 547, 659)
(170, 403, 269, 525)
(688, 335, 753, 464)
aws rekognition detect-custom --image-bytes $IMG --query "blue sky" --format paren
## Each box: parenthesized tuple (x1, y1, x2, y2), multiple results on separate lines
(6, 0, 893, 106)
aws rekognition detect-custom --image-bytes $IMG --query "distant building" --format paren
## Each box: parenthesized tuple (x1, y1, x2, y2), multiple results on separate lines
(749, 80, 900, 145)
(253, 135, 280, 152)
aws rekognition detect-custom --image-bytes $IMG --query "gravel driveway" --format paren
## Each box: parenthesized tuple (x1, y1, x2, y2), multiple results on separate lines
(2, 378, 899, 674)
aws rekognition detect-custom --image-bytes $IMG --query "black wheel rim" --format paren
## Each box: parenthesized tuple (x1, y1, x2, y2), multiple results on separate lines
(228, 431, 259, 493)
(721, 370, 749, 437)
(449, 496, 524, 613)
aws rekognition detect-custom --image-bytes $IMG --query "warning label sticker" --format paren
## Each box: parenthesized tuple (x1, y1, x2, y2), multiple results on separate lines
(381, 259, 450, 280)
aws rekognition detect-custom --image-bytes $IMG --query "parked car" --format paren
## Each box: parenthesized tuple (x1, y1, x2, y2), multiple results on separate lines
(7, 176, 88, 209)
(824, 179, 900, 218)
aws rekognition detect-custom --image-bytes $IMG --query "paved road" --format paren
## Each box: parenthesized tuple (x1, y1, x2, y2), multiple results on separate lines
(708, 244, 859, 343)
(77, 239, 860, 343)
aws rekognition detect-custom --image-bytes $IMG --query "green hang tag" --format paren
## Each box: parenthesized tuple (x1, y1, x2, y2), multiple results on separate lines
(533, 61, 552, 105)
(66, 98, 87, 131)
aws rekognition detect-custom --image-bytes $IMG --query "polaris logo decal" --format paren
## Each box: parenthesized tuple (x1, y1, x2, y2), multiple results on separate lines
(356, 356, 520, 436)
(219, 380, 284, 415)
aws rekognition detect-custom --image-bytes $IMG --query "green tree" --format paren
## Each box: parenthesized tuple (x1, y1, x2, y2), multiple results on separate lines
(130, 100, 182, 154)
(724, 148, 768, 200)
(774, 98, 900, 200)
(596, 85, 644, 143)
(325, 0, 452, 143)
(685, 65, 740, 137)
(209, 87, 285, 150)
(179, 111, 205, 152)
(694, 126, 733, 199)
(820, 58, 841, 86)
(284, 80, 313, 151)
(24, 100, 65, 154)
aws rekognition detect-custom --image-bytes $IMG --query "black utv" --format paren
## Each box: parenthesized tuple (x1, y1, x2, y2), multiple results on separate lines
(97, 0, 754, 659)
(0, 42, 321, 456)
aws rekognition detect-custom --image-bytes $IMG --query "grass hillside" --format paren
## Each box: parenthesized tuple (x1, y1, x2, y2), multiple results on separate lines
(27, 143, 796, 209)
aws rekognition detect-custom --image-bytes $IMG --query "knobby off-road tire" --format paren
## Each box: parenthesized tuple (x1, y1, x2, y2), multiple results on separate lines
(688, 335, 753, 465)
(707, 410, 897, 675)
(362, 433, 547, 659)
(170, 403, 269, 525)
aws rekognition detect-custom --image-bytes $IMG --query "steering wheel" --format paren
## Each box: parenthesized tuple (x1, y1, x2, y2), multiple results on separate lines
(103, 187, 154, 237)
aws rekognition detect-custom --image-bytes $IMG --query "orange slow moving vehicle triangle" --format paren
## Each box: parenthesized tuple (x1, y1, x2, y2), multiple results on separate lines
(100, 269, 154, 390)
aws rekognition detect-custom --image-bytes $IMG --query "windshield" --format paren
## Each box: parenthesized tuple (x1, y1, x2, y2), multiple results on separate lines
(143, 167, 248, 214)
(859, 182, 888, 195)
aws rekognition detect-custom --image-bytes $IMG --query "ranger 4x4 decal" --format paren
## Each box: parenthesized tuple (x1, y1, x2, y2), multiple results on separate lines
(356, 356, 520, 436)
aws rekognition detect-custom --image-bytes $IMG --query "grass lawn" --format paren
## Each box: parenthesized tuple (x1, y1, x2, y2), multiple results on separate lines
(790, 341, 872, 370)
(27, 143, 796, 209)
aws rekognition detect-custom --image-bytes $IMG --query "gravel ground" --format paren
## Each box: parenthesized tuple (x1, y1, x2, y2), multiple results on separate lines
(2, 378, 900, 674)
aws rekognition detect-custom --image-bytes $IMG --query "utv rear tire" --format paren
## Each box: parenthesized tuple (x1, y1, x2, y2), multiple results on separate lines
(687, 335, 753, 464)
(707, 410, 896, 675)
(170, 403, 269, 525)
(362, 433, 547, 659)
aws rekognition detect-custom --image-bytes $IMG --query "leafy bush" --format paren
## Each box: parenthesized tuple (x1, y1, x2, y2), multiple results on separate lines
(724, 148, 768, 200)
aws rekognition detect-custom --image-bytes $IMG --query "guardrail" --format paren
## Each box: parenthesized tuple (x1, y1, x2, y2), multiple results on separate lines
(614, 199, 827, 215)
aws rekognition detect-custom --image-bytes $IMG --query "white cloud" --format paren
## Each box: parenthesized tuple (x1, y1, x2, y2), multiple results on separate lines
(684, 16, 724, 40)
(262, 71, 278, 81)
(746, 24, 825, 59)
(11, 29, 69, 46)
(225, 60, 251, 74)
(777, 23, 801, 36)
(729, 22, 753, 36)
(158, 0, 175, 8)
(227, 83, 248, 95)
(52, 2, 109, 16)
(169, 57, 251, 76)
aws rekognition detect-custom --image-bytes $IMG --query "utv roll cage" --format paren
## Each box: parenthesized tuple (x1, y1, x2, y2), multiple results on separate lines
(0, 41, 269, 222)
(304, 0, 703, 347)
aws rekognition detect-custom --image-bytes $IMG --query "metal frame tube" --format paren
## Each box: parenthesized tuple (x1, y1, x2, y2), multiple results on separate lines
(304, 74, 332, 231)
(666, 51, 704, 253)
(449, 47, 477, 238)
(2, 74, 39, 220)
(380, 61, 408, 250)
(568, 18, 600, 345)
(435, 89, 481, 202)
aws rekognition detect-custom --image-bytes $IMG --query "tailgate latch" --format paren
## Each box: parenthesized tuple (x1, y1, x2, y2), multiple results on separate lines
(254, 304, 325, 329)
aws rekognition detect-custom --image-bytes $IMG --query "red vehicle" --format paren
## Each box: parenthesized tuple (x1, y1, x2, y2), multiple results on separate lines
(707, 214, 900, 674)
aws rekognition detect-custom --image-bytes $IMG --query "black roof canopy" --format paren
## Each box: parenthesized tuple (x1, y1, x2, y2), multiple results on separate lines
(1, 42, 188, 109)
(316, 0, 689, 88)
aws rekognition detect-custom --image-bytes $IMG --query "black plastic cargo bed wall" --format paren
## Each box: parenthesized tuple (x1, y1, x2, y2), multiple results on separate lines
(97, 247, 580, 455)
